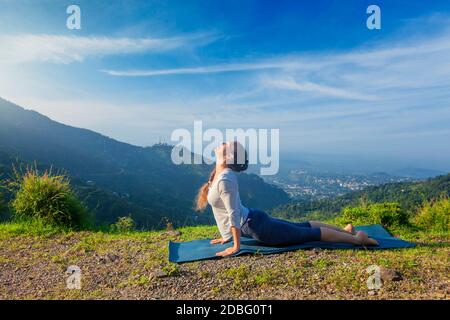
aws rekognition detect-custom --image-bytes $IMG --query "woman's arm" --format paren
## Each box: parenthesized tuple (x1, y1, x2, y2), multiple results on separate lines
(215, 226, 240, 257)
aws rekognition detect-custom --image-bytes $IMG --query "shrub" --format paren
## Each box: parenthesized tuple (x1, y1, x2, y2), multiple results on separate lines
(9, 167, 88, 228)
(338, 202, 408, 228)
(111, 215, 135, 232)
(0, 192, 7, 216)
(414, 197, 450, 232)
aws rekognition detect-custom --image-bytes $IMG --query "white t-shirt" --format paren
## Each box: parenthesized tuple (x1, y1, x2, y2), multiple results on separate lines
(207, 168, 249, 241)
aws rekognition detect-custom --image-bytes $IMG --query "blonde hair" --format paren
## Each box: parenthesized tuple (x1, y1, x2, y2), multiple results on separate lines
(195, 167, 216, 211)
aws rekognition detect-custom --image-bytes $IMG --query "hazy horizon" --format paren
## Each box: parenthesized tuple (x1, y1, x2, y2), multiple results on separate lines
(2, 95, 448, 175)
(1, 1, 450, 173)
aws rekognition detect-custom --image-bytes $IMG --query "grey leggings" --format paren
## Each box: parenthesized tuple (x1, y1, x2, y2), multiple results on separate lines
(241, 209, 322, 246)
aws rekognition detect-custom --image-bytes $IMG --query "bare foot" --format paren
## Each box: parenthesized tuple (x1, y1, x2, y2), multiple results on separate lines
(344, 224, 356, 234)
(355, 231, 379, 246)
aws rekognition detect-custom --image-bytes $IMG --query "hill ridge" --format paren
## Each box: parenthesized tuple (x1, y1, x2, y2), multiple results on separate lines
(0, 97, 289, 228)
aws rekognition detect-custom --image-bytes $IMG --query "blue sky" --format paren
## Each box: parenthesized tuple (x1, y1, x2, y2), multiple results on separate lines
(1, 0, 450, 171)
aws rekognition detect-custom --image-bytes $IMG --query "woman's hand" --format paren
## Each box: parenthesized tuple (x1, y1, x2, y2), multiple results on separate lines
(210, 238, 229, 245)
(216, 226, 240, 257)
(215, 246, 240, 257)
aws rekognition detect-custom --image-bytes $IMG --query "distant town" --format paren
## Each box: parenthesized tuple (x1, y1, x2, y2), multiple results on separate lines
(264, 169, 415, 200)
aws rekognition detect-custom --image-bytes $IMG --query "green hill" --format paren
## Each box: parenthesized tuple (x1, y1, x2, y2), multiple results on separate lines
(0, 97, 289, 228)
(272, 173, 450, 220)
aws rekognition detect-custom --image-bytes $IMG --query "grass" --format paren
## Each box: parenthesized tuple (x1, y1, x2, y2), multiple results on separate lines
(0, 220, 448, 300)
(0, 219, 72, 238)
(7, 167, 89, 228)
(414, 197, 450, 232)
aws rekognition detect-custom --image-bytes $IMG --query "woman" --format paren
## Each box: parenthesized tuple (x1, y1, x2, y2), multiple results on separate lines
(196, 141, 379, 257)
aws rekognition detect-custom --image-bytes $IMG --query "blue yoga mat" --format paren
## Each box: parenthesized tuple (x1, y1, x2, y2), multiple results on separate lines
(169, 224, 416, 263)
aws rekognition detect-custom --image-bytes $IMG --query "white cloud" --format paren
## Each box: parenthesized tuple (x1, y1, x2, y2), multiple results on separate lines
(101, 31, 450, 77)
(100, 30, 450, 103)
(262, 77, 378, 101)
(101, 61, 309, 76)
(2, 16, 450, 167)
(0, 33, 217, 64)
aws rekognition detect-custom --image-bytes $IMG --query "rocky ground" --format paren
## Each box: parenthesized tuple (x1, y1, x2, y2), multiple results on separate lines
(0, 225, 449, 300)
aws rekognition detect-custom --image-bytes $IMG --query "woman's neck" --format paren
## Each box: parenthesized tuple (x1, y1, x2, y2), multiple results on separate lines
(215, 163, 228, 176)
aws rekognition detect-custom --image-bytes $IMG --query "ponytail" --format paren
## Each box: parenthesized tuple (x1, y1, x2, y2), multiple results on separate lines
(195, 167, 216, 211)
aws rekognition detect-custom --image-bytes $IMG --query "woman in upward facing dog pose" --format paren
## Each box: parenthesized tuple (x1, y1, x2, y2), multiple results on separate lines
(196, 141, 379, 257)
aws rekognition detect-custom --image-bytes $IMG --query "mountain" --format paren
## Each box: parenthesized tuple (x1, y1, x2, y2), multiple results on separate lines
(272, 173, 450, 220)
(392, 167, 447, 179)
(0, 97, 289, 228)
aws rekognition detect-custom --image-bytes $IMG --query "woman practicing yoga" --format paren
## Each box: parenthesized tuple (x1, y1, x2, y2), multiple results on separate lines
(196, 141, 379, 257)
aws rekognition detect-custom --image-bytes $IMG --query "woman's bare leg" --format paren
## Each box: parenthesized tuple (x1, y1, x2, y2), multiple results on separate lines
(319, 228, 378, 246)
(309, 221, 356, 234)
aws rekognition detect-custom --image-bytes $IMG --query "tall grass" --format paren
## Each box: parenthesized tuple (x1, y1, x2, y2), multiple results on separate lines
(110, 215, 135, 232)
(337, 202, 408, 229)
(6, 166, 90, 228)
(414, 197, 450, 232)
